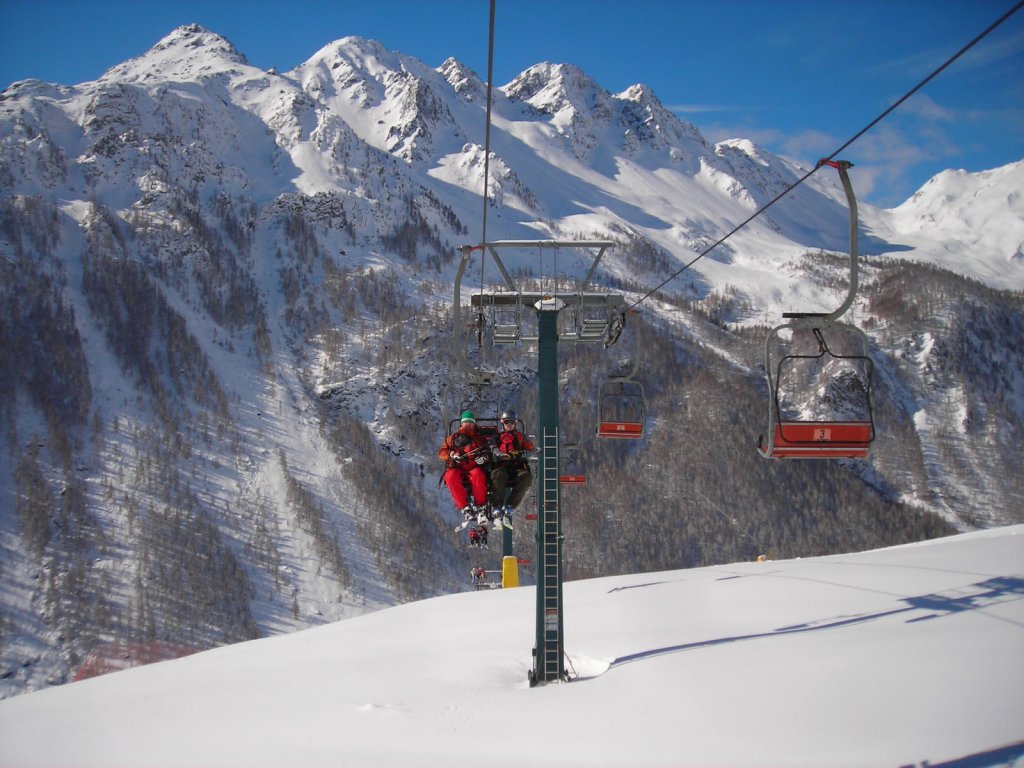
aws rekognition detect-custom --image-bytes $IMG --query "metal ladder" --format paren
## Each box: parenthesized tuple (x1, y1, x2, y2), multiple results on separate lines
(538, 428, 563, 681)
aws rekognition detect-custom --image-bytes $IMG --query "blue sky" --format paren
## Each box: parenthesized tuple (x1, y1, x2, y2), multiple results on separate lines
(1, 0, 1021, 207)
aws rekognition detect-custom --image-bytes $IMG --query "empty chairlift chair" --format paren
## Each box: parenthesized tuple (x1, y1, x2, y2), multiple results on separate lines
(757, 159, 875, 460)
(491, 296, 523, 345)
(758, 324, 875, 458)
(597, 378, 645, 439)
(559, 442, 587, 485)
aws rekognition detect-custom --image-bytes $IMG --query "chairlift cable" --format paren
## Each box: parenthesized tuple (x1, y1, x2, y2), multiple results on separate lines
(476, 0, 497, 350)
(622, 0, 1024, 314)
(481, 0, 496, 246)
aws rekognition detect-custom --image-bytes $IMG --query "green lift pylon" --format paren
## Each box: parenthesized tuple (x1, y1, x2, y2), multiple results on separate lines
(454, 240, 629, 686)
(532, 298, 565, 684)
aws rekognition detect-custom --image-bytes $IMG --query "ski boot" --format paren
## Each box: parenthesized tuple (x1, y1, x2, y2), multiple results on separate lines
(474, 503, 491, 525)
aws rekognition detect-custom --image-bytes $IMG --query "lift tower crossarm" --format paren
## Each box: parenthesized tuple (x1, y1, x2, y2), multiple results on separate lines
(453, 240, 618, 381)
(482, 239, 615, 288)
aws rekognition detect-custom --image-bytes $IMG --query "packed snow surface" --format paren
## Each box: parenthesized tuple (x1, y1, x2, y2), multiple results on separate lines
(1, 526, 1022, 768)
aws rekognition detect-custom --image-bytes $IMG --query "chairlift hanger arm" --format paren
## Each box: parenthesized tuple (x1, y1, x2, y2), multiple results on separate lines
(817, 159, 859, 323)
(453, 245, 495, 384)
(774, 161, 858, 334)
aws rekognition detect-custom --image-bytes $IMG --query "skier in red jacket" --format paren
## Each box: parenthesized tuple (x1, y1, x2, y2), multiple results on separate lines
(438, 410, 491, 522)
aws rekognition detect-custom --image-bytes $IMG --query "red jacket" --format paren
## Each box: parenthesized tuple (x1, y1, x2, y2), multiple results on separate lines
(439, 425, 490, 467)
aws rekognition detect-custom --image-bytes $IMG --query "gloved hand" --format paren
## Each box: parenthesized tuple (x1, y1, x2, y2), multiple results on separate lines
(450, 452, 466, 464)
(474, 454, 487, 465)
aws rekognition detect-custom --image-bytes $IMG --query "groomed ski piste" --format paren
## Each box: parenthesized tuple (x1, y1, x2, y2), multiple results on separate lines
(1, 525, 1022, 768)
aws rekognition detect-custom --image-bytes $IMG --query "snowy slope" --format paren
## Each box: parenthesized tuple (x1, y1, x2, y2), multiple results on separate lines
(1, 526, 1022, 768)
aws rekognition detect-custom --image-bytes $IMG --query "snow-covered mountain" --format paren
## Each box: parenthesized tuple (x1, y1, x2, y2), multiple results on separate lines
(1, 24, 1022, 699)
(870, 161, 1024, 291)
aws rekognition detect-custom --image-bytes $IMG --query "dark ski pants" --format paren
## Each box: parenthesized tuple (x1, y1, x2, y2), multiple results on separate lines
(490, 463, 531, 509)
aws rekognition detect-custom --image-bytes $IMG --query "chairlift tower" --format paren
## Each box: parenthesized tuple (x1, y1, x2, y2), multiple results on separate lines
(454, 240, 627, 685)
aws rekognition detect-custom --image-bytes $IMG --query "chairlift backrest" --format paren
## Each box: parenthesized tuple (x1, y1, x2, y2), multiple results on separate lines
(561, 300, 614, 343)
(448, 417, 502, 440)
(448, 413, 528, 449)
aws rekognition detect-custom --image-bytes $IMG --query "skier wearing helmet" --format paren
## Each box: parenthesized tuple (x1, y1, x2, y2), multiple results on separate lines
(489, 409, 534, 520)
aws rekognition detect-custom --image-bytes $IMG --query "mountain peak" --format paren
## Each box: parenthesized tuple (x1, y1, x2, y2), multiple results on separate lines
(504, 62, 606, 115)
(619, 82, 654, 103)
(299, 35, 397, 81)
(616, 81, 709, 154)
(152, 24, 248, 62)
(438, 57, 484, 101)
(716, 138, 769, 165)
(100, 24, 249, 83)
